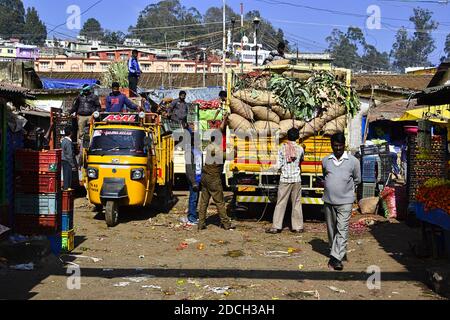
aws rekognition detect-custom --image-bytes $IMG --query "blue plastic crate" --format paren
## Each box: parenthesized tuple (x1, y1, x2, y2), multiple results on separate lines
(61, 211, 74, 232)
(47, 233, 62, 255)
(362, 155, 379, 183)
(15, 193, 61, 216)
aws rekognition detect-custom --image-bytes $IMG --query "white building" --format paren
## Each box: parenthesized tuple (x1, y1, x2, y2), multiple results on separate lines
(123, 38, 145, 47)
(231, 35, 271, 65)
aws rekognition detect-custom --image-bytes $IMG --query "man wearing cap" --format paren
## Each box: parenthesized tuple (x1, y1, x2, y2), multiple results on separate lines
(71, 84, 101, 142)
(106, 82, 139, 113)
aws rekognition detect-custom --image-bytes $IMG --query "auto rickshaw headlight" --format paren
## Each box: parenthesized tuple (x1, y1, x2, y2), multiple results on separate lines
(87, 167, 98, 179)
(131, 168, 145, 180)
(93, 111, 100, 119)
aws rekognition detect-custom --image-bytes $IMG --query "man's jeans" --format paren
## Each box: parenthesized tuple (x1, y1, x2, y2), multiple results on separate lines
(188, 184, 199, 223)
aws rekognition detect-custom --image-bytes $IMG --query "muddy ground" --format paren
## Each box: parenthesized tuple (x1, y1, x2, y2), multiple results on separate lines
(0, 190, 449, 300)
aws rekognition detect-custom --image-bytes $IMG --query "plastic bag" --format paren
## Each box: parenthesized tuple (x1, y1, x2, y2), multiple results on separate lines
(380, 186, 397, 218)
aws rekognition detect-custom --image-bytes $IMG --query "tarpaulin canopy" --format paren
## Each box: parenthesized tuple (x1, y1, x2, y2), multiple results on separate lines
(143, 87, 223, 104)
(40, 78, 98, 90)
(394, 105, 450, 124)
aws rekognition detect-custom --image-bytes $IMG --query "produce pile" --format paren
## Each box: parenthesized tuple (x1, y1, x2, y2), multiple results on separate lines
(416, 178, 450, 214)
(228, 70, 360, 140)
(193, 99, 221, 110)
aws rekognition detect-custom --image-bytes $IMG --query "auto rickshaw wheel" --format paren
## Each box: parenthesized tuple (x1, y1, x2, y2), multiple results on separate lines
(105, 201, 119, 227)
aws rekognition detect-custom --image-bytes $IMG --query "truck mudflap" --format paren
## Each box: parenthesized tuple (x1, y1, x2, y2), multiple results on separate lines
(236, 195, 324, 205)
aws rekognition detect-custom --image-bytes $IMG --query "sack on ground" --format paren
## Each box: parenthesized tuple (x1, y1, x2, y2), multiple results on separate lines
(358, 197, 380, 215)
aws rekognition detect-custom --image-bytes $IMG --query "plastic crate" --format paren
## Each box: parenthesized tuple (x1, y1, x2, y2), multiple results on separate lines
(362, 155, 379, 183)
(61, 211, 74, 232)
(14, 214, 60, 235)
(62, 229, 75, 253)
(15, 172, 61, 194)
(15, 150, 62, 173)
(62, 190, 75, 212)
(47, 233, 62, 255)
(361, 182, 377, 198)
(15, 193, 61, 216)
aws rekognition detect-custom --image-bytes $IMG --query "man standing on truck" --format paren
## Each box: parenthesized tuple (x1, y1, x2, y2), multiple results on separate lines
(198, 114, 235, 231)
(128, 50, 141, 97)
(322, 133, 361, 271)
(266, 128, 305, 234)
(106, 82, 139, 113)
(263, 42, 286, 65)
(71, 84, 101, 143)
(166, 91, 189, 128)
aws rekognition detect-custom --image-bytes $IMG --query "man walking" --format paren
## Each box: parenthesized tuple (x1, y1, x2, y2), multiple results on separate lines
(198, 114, 235, 231)
(266, 128, 305, 234)
(71, 84, 101, 142)
(128, 50, 141, 97)
(322, 133, 361, 271)
(106, 82, 139, 112)
(61, 127, 75, 190)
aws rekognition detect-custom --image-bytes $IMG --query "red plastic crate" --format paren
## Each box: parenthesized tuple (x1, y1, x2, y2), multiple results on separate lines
(15, 149, 62, 173)
(62, 190, 75, 212)
(14, 214, 61, 236)
(15, 172, 61, 194)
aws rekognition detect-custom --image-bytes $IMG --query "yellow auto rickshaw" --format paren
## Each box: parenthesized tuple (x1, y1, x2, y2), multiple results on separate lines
(82, 112, 174, 227)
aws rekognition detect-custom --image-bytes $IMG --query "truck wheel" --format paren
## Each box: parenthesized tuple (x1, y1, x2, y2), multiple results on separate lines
(105, 201, 119, 227)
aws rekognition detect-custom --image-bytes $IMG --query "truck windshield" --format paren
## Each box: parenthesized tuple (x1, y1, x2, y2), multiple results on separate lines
(89, 129, 146, 156)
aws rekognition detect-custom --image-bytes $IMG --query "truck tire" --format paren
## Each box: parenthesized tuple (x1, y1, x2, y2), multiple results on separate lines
(105, 201, 119, 227)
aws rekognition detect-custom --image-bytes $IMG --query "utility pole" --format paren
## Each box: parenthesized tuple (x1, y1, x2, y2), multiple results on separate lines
(203, 49, 206, 87)
(240, 2, 244, 74)
(222, 0, 226, 89)
(165, 33, 171, 89)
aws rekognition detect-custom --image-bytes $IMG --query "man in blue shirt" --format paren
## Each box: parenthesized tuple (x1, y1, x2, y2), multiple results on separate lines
(128, 50, 141, 97)
(106, 82, 139, 112)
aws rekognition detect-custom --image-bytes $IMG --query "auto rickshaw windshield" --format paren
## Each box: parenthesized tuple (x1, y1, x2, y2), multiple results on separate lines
(89, 129, 147, 156)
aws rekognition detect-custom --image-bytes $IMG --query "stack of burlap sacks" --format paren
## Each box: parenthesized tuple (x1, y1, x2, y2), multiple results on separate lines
(228, 89, 347, 140)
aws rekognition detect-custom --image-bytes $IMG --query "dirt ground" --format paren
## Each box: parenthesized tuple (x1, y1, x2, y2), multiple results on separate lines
(0, 190, 449, 300)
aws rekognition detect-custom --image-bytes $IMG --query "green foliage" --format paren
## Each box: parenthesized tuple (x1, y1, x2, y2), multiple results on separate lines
(80, 18, 104, 40)
(102, 30, 126, 45)
(268, 71, 360, 120)
(102, 61, 129, 88)
(0, 0, 25, 39)
(23, 7, 46, 45)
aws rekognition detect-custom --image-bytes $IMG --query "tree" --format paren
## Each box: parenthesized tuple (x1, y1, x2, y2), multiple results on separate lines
(0, 0, 25, 39)
(391, 8, 438, 71)
(326, 26, 390, 71)
(244, 10, 289, 51)
(23, 7, 46, 45)
(80, 18, 104, 40)
(130, 0, 203, 46)
(102, 30, 126, 45)
(440, 34, 450, 62)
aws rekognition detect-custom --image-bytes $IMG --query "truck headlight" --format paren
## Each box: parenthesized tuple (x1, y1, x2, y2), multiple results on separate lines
(87, 167, 98, 179)
(131, 168, 145, 180)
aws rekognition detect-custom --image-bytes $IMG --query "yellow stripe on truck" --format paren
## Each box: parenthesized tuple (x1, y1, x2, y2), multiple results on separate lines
(236, 196, 323, 205)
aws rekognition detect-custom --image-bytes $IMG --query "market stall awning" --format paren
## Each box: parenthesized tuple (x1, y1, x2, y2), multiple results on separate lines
(394, 105, 450, 124)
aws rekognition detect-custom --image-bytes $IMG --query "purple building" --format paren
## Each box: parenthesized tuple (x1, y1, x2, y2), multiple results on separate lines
(16, 44, 39, 60)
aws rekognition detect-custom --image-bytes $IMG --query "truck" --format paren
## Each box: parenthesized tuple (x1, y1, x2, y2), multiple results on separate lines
(224, 65, 353, 207)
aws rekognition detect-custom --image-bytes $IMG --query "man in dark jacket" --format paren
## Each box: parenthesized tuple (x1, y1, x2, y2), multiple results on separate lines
(167, 91, 189, 127)
(71, 84, 101, 142)
(106, 82, 139, 112)
(61, 127, 75, 190)
(128, 50, 141, 97)
(263, 42, 286, 65)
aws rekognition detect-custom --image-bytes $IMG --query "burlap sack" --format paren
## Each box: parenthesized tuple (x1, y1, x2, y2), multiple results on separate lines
(323, 115, 347, 136)
(321, 104, 346, 122)
(228, 114, 252, 132)
(271, 105, 292, 120)
(252, 106, 280, 124)
(279, 119, 305, 135)
(359, 197, 380, 215)
(233, 89, 279, 106)
(229, 97, 254, 120)
(254, 121, 280, 132)
(299, 117, 327, 140)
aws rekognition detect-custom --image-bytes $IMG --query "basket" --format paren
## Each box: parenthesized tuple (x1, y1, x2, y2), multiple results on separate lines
(362, 155, 379, 183)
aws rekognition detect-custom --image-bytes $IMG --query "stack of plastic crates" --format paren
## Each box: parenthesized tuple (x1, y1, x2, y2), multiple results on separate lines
(360, 155, 380, 199)
(61, 190, 75, 253)
(14, 150, 64, 255)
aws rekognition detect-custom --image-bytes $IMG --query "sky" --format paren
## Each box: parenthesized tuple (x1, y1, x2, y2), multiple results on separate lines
(22, 0, 450, 65)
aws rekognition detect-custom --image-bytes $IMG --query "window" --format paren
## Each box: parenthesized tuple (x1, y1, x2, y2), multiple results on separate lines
(120, 54, 128, 61)
(101, 63, 109, 71)
(84, 63, 96, 71)
(40, 62, 50, 69)
(212, 65, 220, 73)
(141, 53, 148, 58)
(7, 49, 14, 54)
(170, 64, 180, 72)
(55, 62, 65, 70)
(185, 65, 194, 72)
(141, 64, 151, 72)
(107, 53, 115, 60)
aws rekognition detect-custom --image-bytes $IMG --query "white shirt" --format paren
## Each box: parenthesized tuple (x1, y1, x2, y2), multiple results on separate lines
(277, 143, 304, 183)
(329, 151, 349, 167)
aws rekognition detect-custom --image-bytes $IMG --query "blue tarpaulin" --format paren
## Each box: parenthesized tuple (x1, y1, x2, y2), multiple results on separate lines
(40, 78, 98, 90)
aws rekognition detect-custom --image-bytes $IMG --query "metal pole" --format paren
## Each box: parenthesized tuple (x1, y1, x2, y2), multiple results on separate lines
(222, 0, 226, 89)
(240, 2, 244, 74)
(203, 50, 206, 87)
(255, 29, 259, 66)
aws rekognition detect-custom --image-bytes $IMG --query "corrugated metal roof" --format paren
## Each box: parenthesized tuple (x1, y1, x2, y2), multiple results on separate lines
(0, 83, 30, 94)
(353, 74, 433, 91)
(367, 99, 419, 123)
